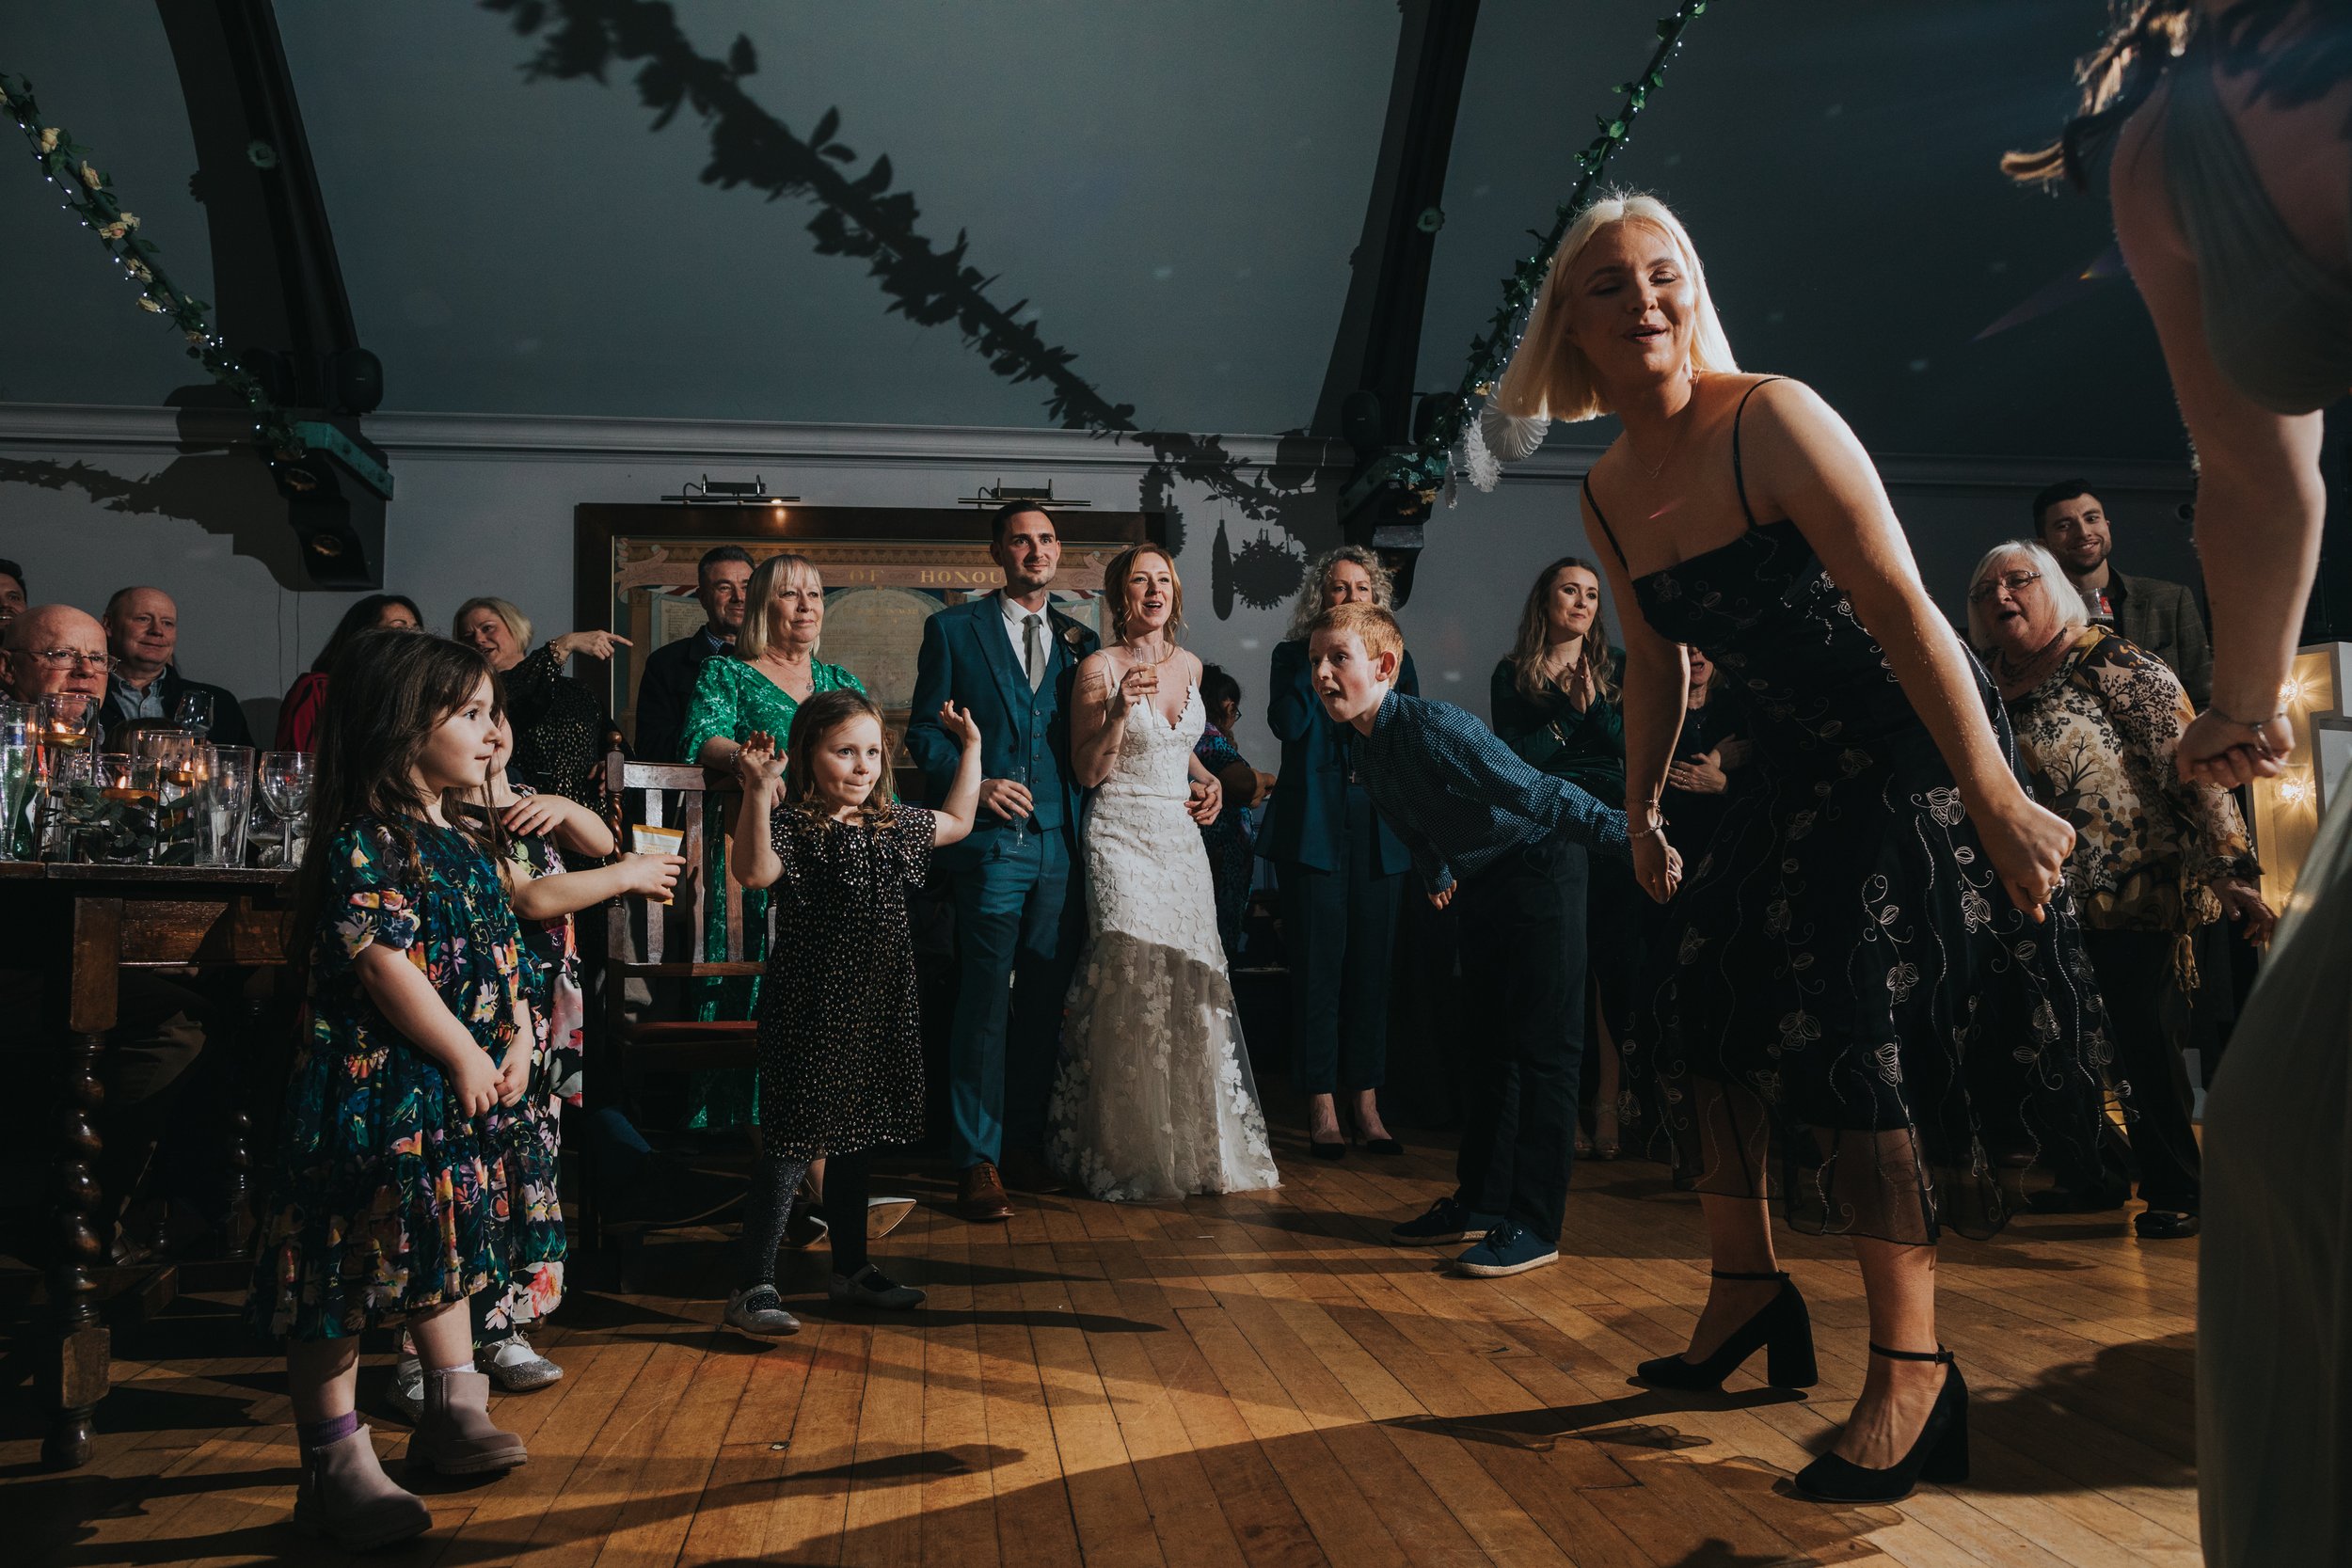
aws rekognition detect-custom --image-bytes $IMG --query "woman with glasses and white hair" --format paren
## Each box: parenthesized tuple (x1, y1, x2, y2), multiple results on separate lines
(1966, 538, 2274, 1241)
(1261, 546, 1416, 1159)
(1505, 190, 2108, 1503)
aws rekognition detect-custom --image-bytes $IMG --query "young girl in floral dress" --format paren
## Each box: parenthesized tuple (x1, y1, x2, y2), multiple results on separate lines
(719, 691, 984, 1337)
(246, 633, 562, 1551)
(384, 716, 683, 1417)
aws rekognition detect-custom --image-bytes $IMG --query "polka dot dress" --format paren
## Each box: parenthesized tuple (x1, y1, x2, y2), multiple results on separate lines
(755, 803, 935, 1162)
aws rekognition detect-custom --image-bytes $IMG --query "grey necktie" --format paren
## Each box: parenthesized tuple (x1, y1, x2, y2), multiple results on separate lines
(1024, 612, 1045, 690)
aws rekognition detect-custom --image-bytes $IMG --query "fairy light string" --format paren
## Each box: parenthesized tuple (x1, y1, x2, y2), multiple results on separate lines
(2, 73, 305, 456)
(1391, 0, 1717, 500)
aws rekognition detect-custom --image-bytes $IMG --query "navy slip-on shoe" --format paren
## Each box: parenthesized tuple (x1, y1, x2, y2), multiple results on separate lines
(1452, 1223, 1561, 1278)
(1391, 1197, 1502, 1246)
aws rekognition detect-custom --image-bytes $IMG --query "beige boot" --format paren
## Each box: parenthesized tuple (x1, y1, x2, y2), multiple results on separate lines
(407, 1368, 529, 1475)
(294, 1425, 433, 1550)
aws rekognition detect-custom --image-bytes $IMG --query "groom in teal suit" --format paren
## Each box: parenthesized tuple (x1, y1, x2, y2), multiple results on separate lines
(904, 502, 1100, 1222)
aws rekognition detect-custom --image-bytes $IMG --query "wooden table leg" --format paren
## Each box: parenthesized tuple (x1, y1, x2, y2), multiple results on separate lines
(44, 896, 120, 1470)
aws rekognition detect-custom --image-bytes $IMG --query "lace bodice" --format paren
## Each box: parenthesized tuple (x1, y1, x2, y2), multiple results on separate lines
(1095, 682, 1203, 803)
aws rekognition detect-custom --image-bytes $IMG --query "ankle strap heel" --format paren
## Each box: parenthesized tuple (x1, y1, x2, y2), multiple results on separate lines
(1867, 1342, 1954, 1365)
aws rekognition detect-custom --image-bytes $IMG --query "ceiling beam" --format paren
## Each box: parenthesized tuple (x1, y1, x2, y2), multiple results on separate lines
(156, 0, 387, 586)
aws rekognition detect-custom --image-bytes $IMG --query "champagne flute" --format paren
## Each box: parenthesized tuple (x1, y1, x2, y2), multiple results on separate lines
(0, 701, 33, 860)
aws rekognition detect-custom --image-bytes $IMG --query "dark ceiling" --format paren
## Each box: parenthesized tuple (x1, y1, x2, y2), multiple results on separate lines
(1, 1, 2179, 462)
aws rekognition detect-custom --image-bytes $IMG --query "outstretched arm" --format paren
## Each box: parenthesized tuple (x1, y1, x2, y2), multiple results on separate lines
(928, 704, 988, 848)
(1582, 496, 1689, 902)
(1741, 379, 2073, 916)
(2112, 96, 2323, 784)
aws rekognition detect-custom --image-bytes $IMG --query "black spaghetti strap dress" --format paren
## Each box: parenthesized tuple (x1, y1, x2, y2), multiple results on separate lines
(1589, 380, 2107, 1243)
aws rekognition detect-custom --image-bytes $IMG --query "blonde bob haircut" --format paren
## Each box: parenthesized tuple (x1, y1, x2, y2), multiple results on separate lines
(1104, 544, 1184, 645)
(1963, 540, 2091, 654)
(738, 552, 822, 660)
(453, 595, 532, 650)
(1494, 192, 1739, 425)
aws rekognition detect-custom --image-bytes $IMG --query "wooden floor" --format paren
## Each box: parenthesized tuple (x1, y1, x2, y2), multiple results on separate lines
(2, 1130, 2199, 1568)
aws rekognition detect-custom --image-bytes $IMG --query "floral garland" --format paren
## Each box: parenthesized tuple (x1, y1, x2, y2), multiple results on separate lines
(1, 73, 304, 455)
(1383, 0, 1719, 501)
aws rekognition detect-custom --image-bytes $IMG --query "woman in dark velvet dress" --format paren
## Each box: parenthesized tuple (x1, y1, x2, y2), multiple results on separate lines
(1490, 557, 1632, 1157)
(1494, 193, 2104, 1503)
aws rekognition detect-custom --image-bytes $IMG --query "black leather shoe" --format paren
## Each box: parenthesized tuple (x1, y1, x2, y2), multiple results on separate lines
(2134, 1209, 2200, 1239)
(1633, 1270, 1819, 1391)
(1793, 1344, 1968, 1503)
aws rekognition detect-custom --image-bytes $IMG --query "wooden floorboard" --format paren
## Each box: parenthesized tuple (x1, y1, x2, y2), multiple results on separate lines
(1, 1132, 2204, 1567)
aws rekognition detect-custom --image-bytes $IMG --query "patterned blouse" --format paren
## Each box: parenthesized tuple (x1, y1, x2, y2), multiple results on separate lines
(2003, 626, 2250, 935)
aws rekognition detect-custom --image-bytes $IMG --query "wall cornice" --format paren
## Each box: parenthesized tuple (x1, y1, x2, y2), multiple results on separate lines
(0, 401, 2192, 493)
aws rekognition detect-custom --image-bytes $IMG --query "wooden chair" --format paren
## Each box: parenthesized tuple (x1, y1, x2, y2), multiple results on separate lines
(601, 752, 765, 1082)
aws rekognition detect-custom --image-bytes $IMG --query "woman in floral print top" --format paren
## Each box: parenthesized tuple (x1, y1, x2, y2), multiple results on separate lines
(1972, 541, 2276, 1236)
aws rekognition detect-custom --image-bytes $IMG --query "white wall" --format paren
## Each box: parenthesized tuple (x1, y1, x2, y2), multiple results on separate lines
(0, 404, 2196, 765)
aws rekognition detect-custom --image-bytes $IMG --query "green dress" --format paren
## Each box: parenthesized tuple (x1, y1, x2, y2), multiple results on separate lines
(675, 654, 866, 1130)
(246, 816, 565, 1340)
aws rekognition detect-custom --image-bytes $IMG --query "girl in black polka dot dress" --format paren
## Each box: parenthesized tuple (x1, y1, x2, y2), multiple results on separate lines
(720, 689, 984, 1337)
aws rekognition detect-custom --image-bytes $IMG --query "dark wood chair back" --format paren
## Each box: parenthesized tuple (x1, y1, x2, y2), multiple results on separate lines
(601, 751, 763, 1075)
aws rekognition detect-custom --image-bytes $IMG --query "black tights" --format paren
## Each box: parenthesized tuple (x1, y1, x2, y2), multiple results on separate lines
(737, 1148, 872, 1290)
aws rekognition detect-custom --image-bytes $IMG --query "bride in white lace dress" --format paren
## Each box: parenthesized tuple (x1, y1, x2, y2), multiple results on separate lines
(1048, 545, 1280, 1201)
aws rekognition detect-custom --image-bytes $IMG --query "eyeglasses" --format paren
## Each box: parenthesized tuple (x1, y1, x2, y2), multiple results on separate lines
(1967, 570, 2042, 604)
(25, 648, 111, 672)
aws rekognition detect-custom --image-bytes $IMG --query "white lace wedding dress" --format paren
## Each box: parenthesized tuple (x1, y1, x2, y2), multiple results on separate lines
(1047, 682, 1280, 1201)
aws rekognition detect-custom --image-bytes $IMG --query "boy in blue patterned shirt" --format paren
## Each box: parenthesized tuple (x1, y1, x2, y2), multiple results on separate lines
(1308, 602, 1654, 1278)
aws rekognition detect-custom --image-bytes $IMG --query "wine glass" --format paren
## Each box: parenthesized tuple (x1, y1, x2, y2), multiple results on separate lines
(260, 751, 314, 866)
(0, 701, 33, 860)
(172, 689, 215, 738)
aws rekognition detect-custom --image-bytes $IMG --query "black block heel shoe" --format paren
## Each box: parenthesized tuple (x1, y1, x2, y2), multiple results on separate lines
(1792, 1343, 1969, 1504)
(1632, 1270, 1820, 1391)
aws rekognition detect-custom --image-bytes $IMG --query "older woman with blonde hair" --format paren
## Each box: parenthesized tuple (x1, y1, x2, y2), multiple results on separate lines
(453, 595, 628, 806)
(1966, 538, 2273, 1239)
(1261, 546, 1417, 1158)
(1513, 191, 2107, 1502)
(676, 553, 866, 1132)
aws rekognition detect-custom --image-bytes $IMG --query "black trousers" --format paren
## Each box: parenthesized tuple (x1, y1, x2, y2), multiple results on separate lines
(2083, 927, 2202, 1213)
(1277, 784, 1403, 1095)
(1452, 840, 1589, 1243)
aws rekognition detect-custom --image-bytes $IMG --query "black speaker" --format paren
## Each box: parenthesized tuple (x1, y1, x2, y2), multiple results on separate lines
(327, 347, 383, 415)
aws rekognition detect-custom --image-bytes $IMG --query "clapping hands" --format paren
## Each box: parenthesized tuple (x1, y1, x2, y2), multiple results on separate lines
(734, 731, 787, 795)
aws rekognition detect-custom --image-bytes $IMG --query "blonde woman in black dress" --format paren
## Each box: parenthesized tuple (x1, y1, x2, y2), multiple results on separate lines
(1496, 194, 2106, 1503)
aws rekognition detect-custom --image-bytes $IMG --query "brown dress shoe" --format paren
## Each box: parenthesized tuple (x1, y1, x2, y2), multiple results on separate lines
(999, 1147, 1069, 1196)
(956, 1161, 1015, 1222)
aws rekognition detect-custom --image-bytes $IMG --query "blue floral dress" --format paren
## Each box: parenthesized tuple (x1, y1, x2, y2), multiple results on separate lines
(246, 816, 566, 1340)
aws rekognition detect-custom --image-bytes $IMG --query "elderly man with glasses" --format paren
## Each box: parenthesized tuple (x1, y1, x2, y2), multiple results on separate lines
(2, 602, 114, 734)
(0, 600, 215, 1258)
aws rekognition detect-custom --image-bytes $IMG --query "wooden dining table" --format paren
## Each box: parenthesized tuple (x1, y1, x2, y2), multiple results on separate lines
(0, 861, 295, 1470)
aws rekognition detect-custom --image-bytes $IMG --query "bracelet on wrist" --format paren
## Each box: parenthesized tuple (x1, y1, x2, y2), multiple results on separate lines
(1629, 808, 1668, 842)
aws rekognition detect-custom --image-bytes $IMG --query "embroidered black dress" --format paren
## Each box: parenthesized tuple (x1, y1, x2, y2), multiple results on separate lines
(1588, 386, 2107, 1243)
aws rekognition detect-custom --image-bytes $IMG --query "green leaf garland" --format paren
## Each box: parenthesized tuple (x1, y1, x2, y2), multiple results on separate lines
(1387, 0, 1716, 501)
(1, 72, 305, 456)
